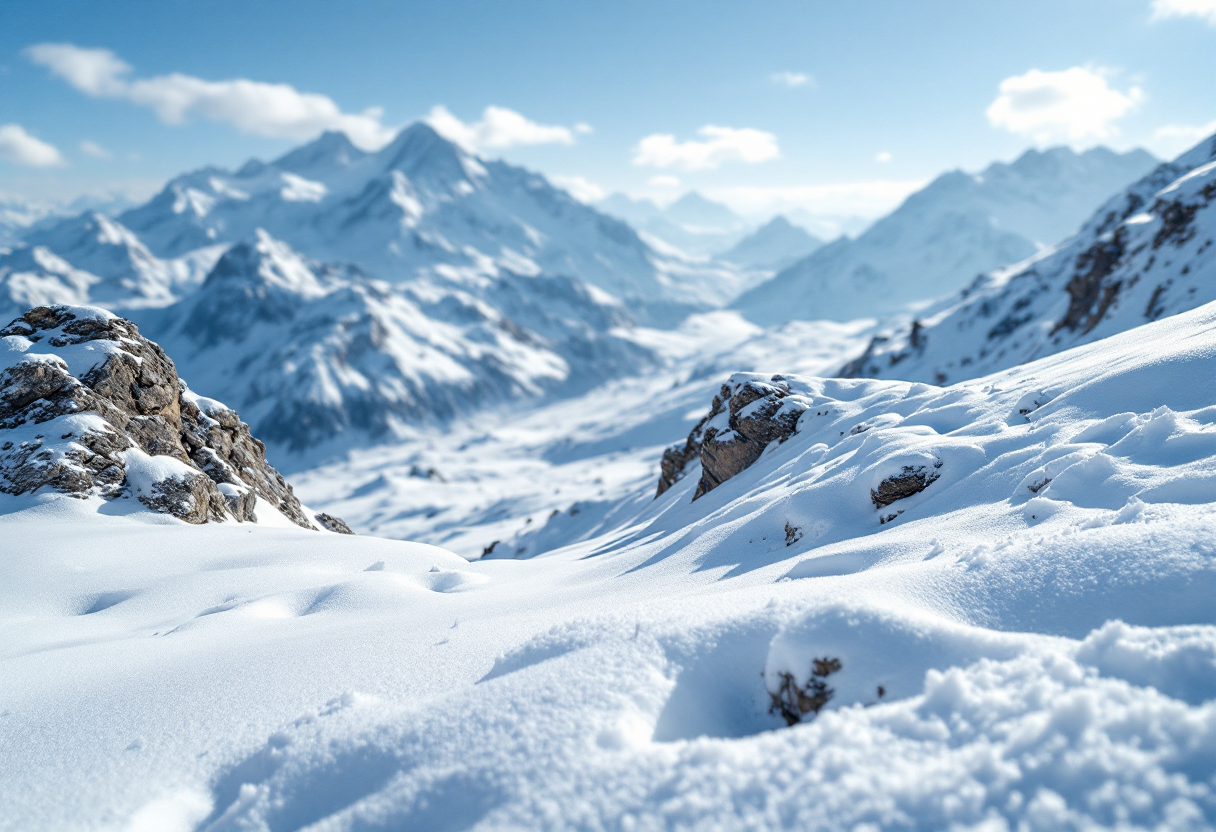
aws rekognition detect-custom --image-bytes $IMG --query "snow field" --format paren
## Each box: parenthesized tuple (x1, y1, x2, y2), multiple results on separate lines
(5, 301, 1216, 828)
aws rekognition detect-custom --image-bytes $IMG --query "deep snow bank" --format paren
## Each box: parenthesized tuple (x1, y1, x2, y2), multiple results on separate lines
(5, 301, 1216, 829)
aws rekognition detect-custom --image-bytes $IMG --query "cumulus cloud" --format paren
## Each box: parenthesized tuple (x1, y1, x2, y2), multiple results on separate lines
(633, 126, 780, 170)
(986, 67, 1143, 145)
(1151, 0, 1216, 23)
(426, 105, 580, 152)
(548, 174, 604, 203)
(79, 139, 111, 160)
(770, 71, 812, 88)
(648, 175, 681, 188)
(0, 124, 66, 168)
(25, 43, 395, 150)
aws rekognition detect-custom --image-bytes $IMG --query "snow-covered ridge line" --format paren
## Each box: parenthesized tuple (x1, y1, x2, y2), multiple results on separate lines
(839, 131, 1216, 384)
(0, 304, 348, 530)
(733, 145, 1160, 325)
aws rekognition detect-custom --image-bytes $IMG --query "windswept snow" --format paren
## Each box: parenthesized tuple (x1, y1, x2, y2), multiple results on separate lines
(6, 288, 1216, 828)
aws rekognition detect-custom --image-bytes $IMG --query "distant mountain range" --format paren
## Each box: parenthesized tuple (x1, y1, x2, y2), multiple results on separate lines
(0, 125, 1184, 461)
(838, 133, 1216, 384)
(734, 146, 1160, 324)
(719, 216, 823, 271)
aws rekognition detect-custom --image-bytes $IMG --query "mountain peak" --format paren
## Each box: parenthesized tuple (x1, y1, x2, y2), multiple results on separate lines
(664, 191, 742, 230)
(272, 130, 366, 177)
(376, 121, 484, 184)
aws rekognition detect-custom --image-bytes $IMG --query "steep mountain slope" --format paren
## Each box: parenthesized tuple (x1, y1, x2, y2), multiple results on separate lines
(720, 215, 823, 270)
(735, 146, 1158, 324)
(839, 134, 1216, 384)
(110, 124, 725, 309)
(139, 231, 653, 461)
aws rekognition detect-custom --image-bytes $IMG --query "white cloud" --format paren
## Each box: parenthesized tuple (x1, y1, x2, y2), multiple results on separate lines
(1151, 0, 1216, 24)
(875, 151, 893, 163)
(426, 105, 579, 152)
(574, 122, 594, 135)
(548, 174, 604, 203)
(25, 43, 130, 96)
(26, 42, 395, 150)
(710, 180, 926, 219)
(79, 139, 111, 160)
(1149, 119, 1216, 158)
(770, 71, 812, 88)
(0, 124, 66, 168)
(648, 175, 681, 188)
(632, 126, 780, 170)
(986, 67, 1143, 145)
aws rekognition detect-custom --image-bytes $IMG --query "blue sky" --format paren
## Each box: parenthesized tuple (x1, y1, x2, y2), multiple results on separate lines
(1, 0, 1213, 219)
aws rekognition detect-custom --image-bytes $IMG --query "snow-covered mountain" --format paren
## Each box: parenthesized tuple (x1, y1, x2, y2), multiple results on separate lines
(719, 215, 823, 271)
(734, 146, 1159, 324)
(839, 133, 1216, 384)
(110, 124, 730, 310)
(598, 191, 752, 257)
(0, 213, 222, 315)
(139, 231, 654, 461)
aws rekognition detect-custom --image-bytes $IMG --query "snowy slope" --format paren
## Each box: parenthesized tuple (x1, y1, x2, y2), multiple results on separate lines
(840, 133, 1216, 384)
(735, 145, 1158, 324)
(720, 215, 823, 271)
(139, 231, 655, 461)
(6, 294, 1216, 829)
(108, 125, 732, 309)
(0, 214, 223, 320)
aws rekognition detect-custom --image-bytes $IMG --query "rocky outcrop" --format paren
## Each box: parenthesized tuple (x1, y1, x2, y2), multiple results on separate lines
(0, 305, 344, 529)
(656, 374, 810, 500)
(871, 463, 941, 509)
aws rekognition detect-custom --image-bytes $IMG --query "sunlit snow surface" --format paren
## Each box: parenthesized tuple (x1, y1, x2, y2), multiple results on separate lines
(5, 303, 1216, 829)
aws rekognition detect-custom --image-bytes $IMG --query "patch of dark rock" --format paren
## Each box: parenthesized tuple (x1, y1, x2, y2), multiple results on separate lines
(1152, 198, 1200, 250)
(1027, 477, 1052, 494)
(1053, 227, 1127, 335)
(871, 462, 942, 509)
(1145, 284, 1169, 321)
(769, 657, 842, 726)
(784, 522, 803, 547)
(315, 512, 354, 534)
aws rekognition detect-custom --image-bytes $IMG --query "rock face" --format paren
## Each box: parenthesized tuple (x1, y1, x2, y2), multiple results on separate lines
(656, 374, 810, 500)
(0, 305, 335, 528)
(870, 464, 942, 509)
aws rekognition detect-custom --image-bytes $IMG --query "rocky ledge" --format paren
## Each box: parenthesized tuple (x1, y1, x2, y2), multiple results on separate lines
(0, 305, 350, 530)
(656, 374, 810, 500)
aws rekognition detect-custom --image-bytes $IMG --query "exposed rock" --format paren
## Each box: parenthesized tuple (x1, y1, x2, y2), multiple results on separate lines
(768, 657, 842, 726)
(655, 373, 811, 500)
(871, 463, 942, 509)
(0, 305, 315, 527)
(315, 512, 355, 535)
